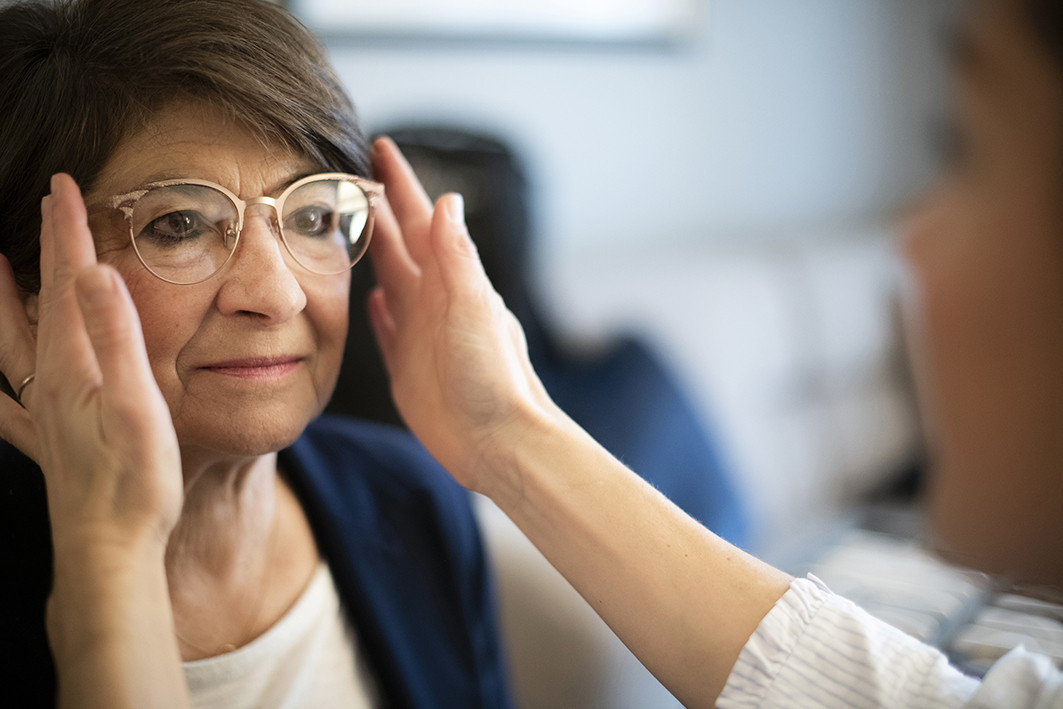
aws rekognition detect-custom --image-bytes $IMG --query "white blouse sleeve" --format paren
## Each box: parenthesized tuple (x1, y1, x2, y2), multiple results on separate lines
(969, 646, 1063, 708)
(717, 574, 980, 709)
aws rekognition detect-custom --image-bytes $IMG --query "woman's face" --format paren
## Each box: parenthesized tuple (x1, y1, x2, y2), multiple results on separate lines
(904, 0, 1063, 585)
(84, 104, 350, 465)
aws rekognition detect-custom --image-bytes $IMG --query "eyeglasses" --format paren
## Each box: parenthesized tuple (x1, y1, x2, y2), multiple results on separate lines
(96, 173, 383, 285)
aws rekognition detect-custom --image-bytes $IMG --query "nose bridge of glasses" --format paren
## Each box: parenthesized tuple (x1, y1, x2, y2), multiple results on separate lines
(240, 197, 282, 238)
(226, 197, 291, 273)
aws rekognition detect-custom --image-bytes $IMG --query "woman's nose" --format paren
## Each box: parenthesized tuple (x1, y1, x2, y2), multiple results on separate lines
(214, 205, 307, 321)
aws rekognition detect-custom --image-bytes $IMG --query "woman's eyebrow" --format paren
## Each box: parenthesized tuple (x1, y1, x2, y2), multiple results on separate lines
(273, 171, 320, 194)
(137, 170, 184, 185)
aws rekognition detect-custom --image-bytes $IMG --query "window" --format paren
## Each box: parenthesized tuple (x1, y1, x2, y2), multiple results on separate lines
(291, 0, 704, 43)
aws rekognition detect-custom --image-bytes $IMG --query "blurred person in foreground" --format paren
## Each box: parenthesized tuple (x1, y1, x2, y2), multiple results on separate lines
(7, 0, 1063, 708)
(0, 1, 513, 707)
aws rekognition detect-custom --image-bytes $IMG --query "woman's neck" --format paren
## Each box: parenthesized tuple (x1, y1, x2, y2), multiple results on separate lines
(169, 453, 279, 573)
(165, 452, 320, 660)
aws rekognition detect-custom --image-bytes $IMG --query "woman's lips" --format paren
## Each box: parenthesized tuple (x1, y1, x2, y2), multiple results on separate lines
(201, 357, 302, 380)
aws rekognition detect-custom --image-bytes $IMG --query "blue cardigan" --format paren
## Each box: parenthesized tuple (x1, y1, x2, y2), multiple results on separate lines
(0, 415, 514, 709)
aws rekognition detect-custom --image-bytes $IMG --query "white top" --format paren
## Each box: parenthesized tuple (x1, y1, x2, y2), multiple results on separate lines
(184, 563, 379, 709)
(719, 575, 1063, 709)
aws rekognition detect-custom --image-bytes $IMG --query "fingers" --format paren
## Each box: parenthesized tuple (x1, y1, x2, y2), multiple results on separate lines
(371, 137, 434, 262)
(368, 197, 420, 299)
(75, 265, 156, 424)
(36, 175, 100, 391)
(370, 189, 494, 340)
(39, 175, 97, 301)
(430, 193, 492, 300)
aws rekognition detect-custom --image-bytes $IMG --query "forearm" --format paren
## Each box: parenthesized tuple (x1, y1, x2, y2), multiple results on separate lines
(48, 537, 189, 709)
(481, 404, 792, 707)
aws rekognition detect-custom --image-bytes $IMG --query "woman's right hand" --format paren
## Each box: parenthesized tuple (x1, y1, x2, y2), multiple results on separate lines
(367, 137, 559, 498)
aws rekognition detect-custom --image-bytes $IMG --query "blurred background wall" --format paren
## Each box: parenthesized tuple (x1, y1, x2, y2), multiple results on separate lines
(298, 0, 958, 547)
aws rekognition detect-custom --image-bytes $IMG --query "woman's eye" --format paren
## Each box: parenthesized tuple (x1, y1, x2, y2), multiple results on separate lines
(289, 206, 333, 237)
(141, 210, 205, 243)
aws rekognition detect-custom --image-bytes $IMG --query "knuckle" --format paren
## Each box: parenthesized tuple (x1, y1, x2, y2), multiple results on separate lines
(87, 306, 135, 351)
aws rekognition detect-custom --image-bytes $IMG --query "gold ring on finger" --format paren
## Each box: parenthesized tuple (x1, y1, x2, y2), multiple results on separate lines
(15, 373, 35, 406)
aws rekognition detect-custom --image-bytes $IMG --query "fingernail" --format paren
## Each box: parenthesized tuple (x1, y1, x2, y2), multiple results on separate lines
(446, 193, 465, 223)
(372, 137, 392, 160)
(50, 173, 60, 193)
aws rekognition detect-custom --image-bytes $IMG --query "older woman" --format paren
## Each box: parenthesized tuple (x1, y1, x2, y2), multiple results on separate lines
(0, 1, 512, 708)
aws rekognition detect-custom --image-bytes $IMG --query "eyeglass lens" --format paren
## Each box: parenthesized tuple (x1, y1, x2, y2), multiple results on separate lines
(129, 178, 371, 283)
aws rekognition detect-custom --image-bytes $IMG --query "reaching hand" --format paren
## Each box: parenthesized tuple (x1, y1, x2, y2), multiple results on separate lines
(370, 139, 793, 709)
(367, 138, 556, 496)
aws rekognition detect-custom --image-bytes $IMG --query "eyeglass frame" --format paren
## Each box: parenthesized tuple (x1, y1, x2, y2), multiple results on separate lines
(90, 172, 384, 285)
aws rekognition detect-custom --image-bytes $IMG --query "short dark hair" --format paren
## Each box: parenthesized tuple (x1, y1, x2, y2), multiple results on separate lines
(0, 0, 370, 293)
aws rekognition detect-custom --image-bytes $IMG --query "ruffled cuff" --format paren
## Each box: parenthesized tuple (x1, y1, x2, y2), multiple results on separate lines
(717, 574, 834, 708)
(718, 573, 980, 708)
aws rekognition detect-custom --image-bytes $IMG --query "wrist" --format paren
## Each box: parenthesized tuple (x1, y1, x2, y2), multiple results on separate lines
(48, 535, 171, 661)
(50, 519, 170, 572)
(46, 543, 188, 709)
(470, 396, 579, 509)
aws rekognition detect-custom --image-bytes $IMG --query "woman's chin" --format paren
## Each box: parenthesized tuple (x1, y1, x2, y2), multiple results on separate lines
(171, 402, 322, 464)
(165, 370, 334, 461)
